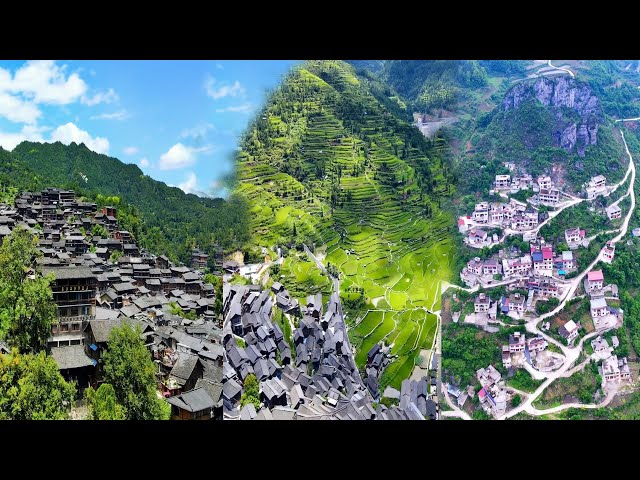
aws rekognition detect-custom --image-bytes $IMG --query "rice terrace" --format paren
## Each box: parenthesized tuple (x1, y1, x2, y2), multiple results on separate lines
(234, 61, 456, 390)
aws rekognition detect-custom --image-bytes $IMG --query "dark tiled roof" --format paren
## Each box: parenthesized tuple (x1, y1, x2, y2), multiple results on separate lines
(50, 345, 94, 370)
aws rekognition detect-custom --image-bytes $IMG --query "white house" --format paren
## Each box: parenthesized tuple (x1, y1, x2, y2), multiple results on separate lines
(588, 270, 604, 291)
(537, 176, 552, 190)
(495, 175, 511, 189)
(590, 297, 609, 319)
(559, 320, 579, 342)
(606, 204, 622, 220)
(474, 293, 491, 313)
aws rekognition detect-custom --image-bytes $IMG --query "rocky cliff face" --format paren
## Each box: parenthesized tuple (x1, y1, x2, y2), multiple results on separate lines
(502, 77, 601, 157)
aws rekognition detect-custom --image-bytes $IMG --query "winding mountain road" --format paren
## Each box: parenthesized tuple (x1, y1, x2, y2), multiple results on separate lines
(445, 122, 637, 420)
(547, 60, 575, 78)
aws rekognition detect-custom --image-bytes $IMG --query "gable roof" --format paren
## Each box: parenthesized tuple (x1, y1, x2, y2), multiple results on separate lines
(170, 353, 200, 383)
(50, 345, 94, 370)
(166, 387, 214, 413)
(87, 317, 140, 343)
(588, 270, 604, 282)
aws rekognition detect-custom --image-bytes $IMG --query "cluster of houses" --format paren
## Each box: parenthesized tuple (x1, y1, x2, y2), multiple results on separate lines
(223, 282, 436, 420)
(600, 355, 632, 385)
(1, 188, 224, 420)
(589, 334, 632, 389)
(476, 365, 508, 418)
(556, 269, 622, 345)
(500, 331, 548, 369)
(584, 270, 622, 331)
(491, 170, 535, 195)
(465, 198, 539, 231)
(445, 383, 475, 410)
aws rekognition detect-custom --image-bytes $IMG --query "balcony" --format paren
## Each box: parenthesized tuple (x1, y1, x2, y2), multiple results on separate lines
(58, 315, 96, 323)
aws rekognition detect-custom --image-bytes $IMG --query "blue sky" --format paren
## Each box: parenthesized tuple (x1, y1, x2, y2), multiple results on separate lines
(0, 60, 299, 197)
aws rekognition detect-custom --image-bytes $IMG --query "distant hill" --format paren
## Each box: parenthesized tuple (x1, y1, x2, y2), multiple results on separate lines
(457, 75, 628, 196)
(0, 142, 248, 264)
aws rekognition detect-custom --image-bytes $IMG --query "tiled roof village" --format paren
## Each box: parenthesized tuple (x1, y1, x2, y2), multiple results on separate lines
(1, 188, 223, 420)
(223, 282, 437, 420)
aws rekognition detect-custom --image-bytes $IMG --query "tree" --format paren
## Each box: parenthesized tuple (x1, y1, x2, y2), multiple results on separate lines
(92, 224, 109, 238)
(0, 350, 76, 420)
(511, 394, 522, 407)
(109, 249, 123, 264)
(85, 383, 126, 420)
(102, 323, 168, 420)
(472, 408, 492, 420)
(0, 227, 57, 353)
(240, 373, 261, 410)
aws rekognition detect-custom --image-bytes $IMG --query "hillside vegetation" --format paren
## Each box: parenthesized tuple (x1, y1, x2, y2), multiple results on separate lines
(0, 143, 248, 264)
(236, 60, 457, 389)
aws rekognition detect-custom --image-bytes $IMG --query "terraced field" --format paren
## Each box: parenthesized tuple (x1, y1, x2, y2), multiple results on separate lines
(236, 60, 455, 390)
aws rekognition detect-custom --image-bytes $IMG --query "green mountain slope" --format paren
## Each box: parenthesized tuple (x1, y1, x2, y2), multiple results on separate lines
(236, 60, 457, 389)
(457, 75, 629, 197)
(0, 142, 248, 264)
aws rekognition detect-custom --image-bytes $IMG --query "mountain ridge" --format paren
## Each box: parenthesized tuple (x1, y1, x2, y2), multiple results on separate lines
(0, 141, 248, 264)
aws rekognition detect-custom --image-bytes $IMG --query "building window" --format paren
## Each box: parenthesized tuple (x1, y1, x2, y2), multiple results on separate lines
(72, 323, 80, 331)
(61, 324, 69, 332)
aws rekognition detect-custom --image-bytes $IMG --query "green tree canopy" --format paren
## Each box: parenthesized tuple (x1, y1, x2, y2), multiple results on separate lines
(0, 226, 57, 353)
(240, 373, 261, 410)
(0, 350, 76, 420)
(101, 323, 168, 420)
(85, 383, 126, 420)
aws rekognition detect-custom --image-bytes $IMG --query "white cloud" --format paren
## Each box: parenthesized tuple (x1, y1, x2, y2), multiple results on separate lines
(180, 122, 215, 139)
(8, 60, 87, 105)
(123, 146, 139, 156)
(0, 125, 46, 151)
(90, 109, 130, 121)
(139, 157, 150, 168)
(81, 87, 118, 106)
(159, 143, 196, 170)
(215, 103, 254, 114)
(216, 63, 224, 70)
(50, 122, 109, 154)
(178, 172, 199, 194)
(177, 171, 213, 197)
(205, 75, 245, 100)
(158, 143, 213, 170)
(0, 92, 41, 124)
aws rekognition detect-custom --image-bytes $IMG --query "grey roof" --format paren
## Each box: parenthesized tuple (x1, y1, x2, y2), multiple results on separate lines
(591, 297, 608, 309)
(50, 345, 94, 370)
(88, 317, 139, 343)
(194, 378, 223, 404)
(42, 266, 96, 280)
(120, 304, 142, 317)
(95, 307, 120, 320)
(166, 387, 214, 413)
(170, 353, 200, 383)
(239, 403, 257, 420)
(223, 378, 242, 399)
(113, 282, 136, 293)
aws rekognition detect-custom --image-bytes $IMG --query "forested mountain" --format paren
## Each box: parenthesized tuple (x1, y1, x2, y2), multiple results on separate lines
(236, 60, 455, 389)
(0, 142, 248, 264)
(458, 75, 628, 195)
(381, 60, 492, 111)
